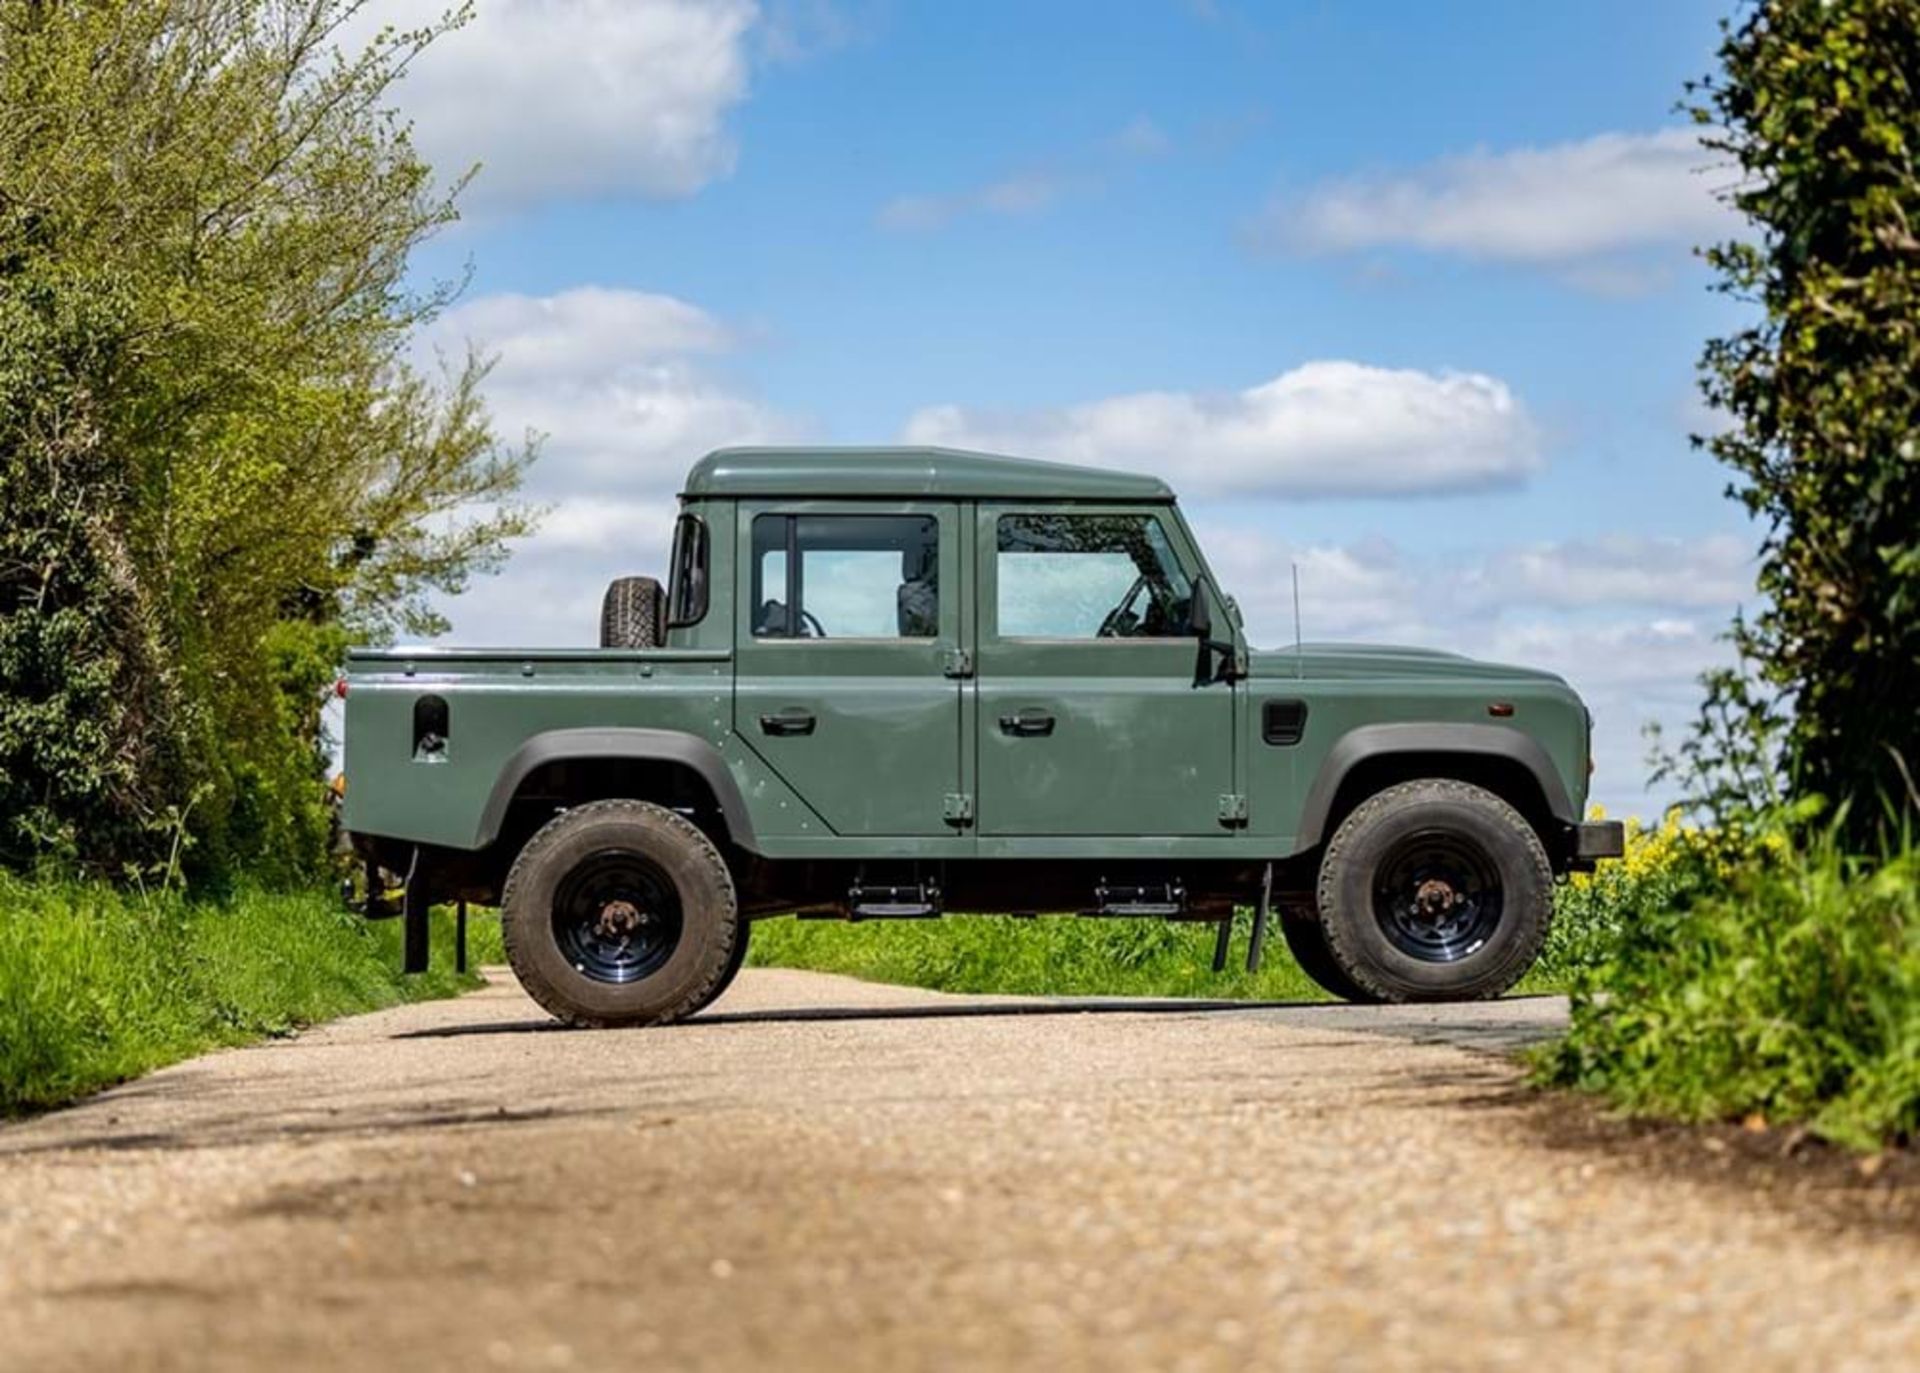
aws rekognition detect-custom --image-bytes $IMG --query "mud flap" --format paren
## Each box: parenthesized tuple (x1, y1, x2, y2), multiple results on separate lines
(403, 849, 430, 975)
(1245, 862, 1272, 974)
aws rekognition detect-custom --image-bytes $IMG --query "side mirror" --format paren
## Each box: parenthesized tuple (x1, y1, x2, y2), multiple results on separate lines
(1189, 577, 1213, 638)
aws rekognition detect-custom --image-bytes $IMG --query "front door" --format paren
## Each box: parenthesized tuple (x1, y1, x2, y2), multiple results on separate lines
(975, 505, 1236, 837)
(733, 501, 964, 837)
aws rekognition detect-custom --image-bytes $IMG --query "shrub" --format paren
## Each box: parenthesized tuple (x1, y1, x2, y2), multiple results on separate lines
(1538, 809, 1718, 977)
(0, 0, 537, 884)
(1539, 819, 1920, 1151)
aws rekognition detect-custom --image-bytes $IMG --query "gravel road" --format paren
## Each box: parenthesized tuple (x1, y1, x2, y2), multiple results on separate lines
(0, 968, 1914, 1372)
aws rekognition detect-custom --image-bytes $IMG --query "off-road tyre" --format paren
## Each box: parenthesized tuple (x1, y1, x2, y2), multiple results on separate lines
(1315, 779, 1552, 1003)
(688, 916, 752, 1015)
(600, 576, 665, 649)
(1277, 902, 1380, 1004)
(502, 800, 738, 1027)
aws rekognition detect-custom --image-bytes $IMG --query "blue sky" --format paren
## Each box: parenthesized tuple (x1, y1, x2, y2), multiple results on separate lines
(373, 0, 1756, 815)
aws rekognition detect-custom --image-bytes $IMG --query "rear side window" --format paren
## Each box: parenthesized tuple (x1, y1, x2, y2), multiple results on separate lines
(996, 513, 1194, 639)
(666, 514, 708, 628)
(750, 514, 939, 638)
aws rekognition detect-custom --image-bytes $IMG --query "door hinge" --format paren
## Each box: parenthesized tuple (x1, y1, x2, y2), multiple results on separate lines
(943, 648, 975, 679)
(943, 792, 975, 827)
(1217, 793, 1248, 827)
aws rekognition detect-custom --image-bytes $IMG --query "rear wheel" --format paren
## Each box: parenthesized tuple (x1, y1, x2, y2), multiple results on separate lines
(687, 917, 751, 1014)
(1278, 903, 1379, 1003)
(502, 800, 738, 1027)
(1315, 779, 1551, 1002)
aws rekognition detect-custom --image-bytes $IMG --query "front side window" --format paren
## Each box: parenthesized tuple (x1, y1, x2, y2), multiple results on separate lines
(996, 513, 1194, 639)
(751, 514, 940, 638)
(666, 513, 709, 628)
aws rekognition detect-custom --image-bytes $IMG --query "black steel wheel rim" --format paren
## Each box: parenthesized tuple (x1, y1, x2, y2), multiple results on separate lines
(1370, 829, 1503, 963)
(552, 849, 684, 984)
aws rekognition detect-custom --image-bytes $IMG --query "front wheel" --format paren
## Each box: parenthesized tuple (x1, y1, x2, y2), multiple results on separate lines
(1315, 779, 1552, 1002)
(502, 800, 740, 1027)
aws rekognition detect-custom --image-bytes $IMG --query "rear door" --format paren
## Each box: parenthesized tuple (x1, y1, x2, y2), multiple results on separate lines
(974, 505, 1236, 837)
(732, 501, 966, 837)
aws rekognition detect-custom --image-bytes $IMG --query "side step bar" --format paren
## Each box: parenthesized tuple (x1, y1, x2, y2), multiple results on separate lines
(1087, 879, 1187, 917)
(847, 881, 943, 920)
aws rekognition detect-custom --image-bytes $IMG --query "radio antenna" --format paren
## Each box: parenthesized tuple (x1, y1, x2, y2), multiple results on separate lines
(1291, 561, 1304, 680)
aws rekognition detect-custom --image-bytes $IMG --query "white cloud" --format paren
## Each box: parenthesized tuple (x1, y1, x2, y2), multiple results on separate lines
(877, 171, 1081, 232)
(447, 499, 681, 645)
(538, 496, 685, 553)
(425, 287, 804, 499)
(1462, 534, 1754, 611)
(1199, 527, 1415, 636)
(430, 288, 734, 380)
(369, 0, 758, 207)
(1194, 523, 1750, 651)
(878, 117, 1173, 232)
(1254, 128, 1732, 266)
(756, 0, 874, 64)
(903, 361, 1540, 498)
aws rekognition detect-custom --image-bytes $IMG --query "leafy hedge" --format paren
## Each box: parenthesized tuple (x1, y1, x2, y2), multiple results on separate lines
(0, 0, 535, 885)
(1689, 0, 1920, 846)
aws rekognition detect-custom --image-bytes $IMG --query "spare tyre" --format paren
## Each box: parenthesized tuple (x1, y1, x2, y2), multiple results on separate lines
(601, 576, 665, 648)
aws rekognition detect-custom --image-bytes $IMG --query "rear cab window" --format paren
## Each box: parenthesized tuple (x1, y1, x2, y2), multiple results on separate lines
(749, 513, 940, 639)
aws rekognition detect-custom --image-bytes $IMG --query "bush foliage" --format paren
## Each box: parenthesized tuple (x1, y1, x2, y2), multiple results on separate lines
(0, 0, 536, 884)
(1689, 0, 1920, 841)
(1536, 811, 1718, 978)
(1541, 819, 1919, 1150)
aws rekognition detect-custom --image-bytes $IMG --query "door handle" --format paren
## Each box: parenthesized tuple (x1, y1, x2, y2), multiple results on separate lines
(759, 707, 817, 737)
(998, 707, 1055, 737)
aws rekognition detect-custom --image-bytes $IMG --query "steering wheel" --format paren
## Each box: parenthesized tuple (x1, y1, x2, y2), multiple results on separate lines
(797, 608, 827, 638)
(1096, 576, 1154, 638)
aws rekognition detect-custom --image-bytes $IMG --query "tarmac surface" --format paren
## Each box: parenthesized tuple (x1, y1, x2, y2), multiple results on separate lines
(0, 967, 1914, 1371)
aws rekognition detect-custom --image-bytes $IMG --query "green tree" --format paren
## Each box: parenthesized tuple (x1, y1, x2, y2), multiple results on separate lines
(0, 0, 538, 882)
(1691, 0, 1920, 841)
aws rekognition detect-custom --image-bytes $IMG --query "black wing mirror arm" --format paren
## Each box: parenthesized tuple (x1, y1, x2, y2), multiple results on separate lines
(1191, 577, 1244, 685)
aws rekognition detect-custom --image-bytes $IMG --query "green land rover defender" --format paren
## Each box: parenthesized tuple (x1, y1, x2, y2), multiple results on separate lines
(341, 447, 1624, 1025)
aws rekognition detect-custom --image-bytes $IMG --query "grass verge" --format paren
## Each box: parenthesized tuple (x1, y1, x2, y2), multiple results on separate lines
(752, 911, 1325, 1002)
(0, 874, 500, 1117)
